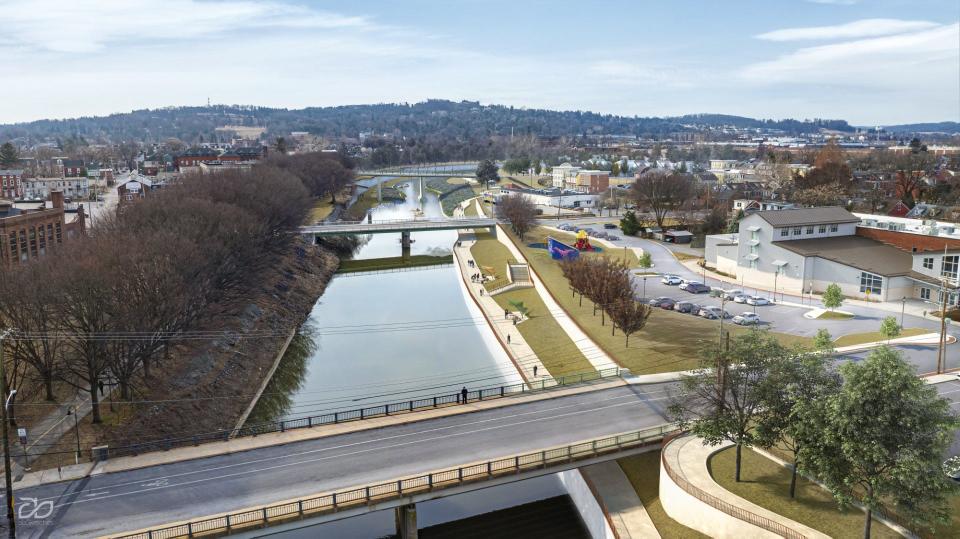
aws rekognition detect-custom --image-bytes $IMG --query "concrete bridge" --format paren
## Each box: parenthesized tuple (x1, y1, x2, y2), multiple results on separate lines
(358, 164, 477, 178)
(301, 217, 498, 256)
(14, 381, 678, 538)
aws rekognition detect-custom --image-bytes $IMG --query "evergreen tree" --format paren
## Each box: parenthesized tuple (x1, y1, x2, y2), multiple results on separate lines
(619, 210, 640, 236)
(476, 159, 499, 184)
(0, 142, 18, 168)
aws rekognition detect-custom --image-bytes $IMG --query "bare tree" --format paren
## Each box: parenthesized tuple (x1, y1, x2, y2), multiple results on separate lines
(496, 193, 537, 240)
(607, 299, 652, 346)
(632, 170, 693, 229)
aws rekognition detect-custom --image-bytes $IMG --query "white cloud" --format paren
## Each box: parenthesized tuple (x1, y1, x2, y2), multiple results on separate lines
(0, 0, 375, 53)
(756, 18, 940, 41)
(742, 23, 959, 83)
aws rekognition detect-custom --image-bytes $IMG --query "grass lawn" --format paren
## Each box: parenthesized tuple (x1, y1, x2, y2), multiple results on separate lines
(337, 254, 452, 273)
(462, 198, 479, 216)
(833, 327, 929, 347)
(508, 226, 809, 374)
(308, 199, 335, 223)
(469, 230, 592, 376)
(671, 251, 703, 262)
(709, 447, 901, 539)
(618, 452, 710, 538)
(816, 310, 855, 320)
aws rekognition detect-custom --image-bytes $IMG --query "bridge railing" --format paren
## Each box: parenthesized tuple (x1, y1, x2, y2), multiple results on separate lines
(104, 367, 623, 460)
(303, 216, 495, 228)
(113, 422, 679, 539)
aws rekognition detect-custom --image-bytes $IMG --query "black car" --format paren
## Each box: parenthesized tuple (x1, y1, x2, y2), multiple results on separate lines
(685, 282, 711, 294)
(603, 223, 617, 229)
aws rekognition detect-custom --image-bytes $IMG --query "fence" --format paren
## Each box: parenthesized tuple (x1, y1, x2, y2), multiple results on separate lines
(104, 367, 623, 460)
(113, 423, 678, 539)
(660, 435, 807, 539)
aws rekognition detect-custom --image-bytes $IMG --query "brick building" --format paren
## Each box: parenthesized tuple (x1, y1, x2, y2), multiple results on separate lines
(0, 169, 23, 199)
(0, 191, 85, 264)
(175, 148, 221, 169)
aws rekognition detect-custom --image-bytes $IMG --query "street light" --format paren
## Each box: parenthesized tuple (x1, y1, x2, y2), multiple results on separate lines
(900, 296, 906, 328)
(0, 330, 15, 538)
(66, 407, 81, 465)
(642, 277, 647, 301)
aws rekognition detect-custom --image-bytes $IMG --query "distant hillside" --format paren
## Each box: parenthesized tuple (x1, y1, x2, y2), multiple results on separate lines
(0, 100, 871, 145)
(879, 122, 960, 134)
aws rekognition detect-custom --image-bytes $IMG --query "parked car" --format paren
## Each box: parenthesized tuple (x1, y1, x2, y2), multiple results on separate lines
(733, 313, 761, 325)
(746, 296, 771, 306)
(658, 298, 676, 310)
(722, 289, 744, 300)
(673, 301, 696, 313)
(685, 282, 711, 294)
(661, 275, 682, 285)
(687, 303, 704, 316)
(648, 297, 673, 308)
(733, 294, 749, 303)
(700, 306, 731, 319)
(603, 223, 617, 229)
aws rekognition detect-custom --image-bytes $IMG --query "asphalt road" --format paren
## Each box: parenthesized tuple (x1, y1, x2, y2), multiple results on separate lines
(934, 379, 960, 457)
(11, 384, 676, 538)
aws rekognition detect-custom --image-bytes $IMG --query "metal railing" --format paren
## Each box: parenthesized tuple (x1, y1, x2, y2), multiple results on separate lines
(104, 367, 623, 460)
(660, 436, 806, 539)
(113, 423, 677, 539)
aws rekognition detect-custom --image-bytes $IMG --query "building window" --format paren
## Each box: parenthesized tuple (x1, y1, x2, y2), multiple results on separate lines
(920, 287, 931, 300)
(792, 227, 801, 236)
(859, 272, 882, 295)
(942, 255, 958, 280)
(923, 257, 934, 270)
(780, 228, 788, 237)
(830, 224, 838, 232)
(806, 226, 814, 234)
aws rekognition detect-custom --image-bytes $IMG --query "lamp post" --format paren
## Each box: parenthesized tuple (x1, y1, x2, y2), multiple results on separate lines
(773, 267, 780, 303)
(900, 296, 906, 328)
(0, 330, 15, 538)
(642, 277, 647, 301)
(66, 407, 81, 465)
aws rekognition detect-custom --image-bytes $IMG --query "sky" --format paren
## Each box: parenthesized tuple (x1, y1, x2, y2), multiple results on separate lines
(1, 0, 958, 125)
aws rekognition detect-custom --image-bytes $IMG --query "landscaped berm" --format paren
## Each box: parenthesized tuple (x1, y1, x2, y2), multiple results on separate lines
(507, 226, 810, 375)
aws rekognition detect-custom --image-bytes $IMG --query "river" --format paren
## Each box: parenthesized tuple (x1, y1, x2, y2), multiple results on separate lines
(244, 177, 580, 537)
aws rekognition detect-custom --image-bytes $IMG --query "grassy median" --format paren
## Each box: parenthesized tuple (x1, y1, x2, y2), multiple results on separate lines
(618, 452, 710, 538)
(708, 447, 902, 539)
(833, 327, 929, 347)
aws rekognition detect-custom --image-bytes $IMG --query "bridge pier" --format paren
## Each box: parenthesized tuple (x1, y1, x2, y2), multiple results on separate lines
(395, 503, 418, 539)
(401, 231, 412, 259)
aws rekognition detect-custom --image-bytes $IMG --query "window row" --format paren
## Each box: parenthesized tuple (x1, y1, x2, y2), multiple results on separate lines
(779, 223, 839, 237)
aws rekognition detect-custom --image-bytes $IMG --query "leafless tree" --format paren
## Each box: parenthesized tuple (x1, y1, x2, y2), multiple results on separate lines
(632, 170, 693, 229)
(606, 299, 652, 346)
(496, 193, 537, 240)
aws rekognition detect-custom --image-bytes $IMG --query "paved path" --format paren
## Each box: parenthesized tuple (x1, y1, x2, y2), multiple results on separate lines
(453, 232, 545, 381)
(581, 461, 660, 538)
(9, 384, 677, 538)
(664, 435, 830, 539)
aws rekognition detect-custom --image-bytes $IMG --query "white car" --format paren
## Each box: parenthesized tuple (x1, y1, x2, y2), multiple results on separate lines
(733, 294, 749, 303)
(723, 289, 744, 300)
(733, 313, 761, 325)
(661, 275, 682, 285)
(746, 296, 770, 306)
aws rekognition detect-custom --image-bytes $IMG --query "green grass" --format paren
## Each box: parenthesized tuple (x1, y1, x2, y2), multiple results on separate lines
(618, 452, 710, 539)
(462, 199, 479, 216)
(337, 254, 452, 273)
(469, 230, 592, 376)
(816, 310, 855, 320)
(508, 227, 809, 374)
(833, 327, 929, 347)
(672, 251, 703, 262)
(708, 447, 902, 539)
(308, 199, 335, 223)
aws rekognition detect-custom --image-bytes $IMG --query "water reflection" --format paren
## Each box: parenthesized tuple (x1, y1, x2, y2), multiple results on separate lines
(245, 324, 317, 424)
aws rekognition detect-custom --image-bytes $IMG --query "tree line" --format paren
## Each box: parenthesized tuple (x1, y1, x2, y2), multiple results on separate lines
(0, 153, 347, 424)
(560, 256, 652, 346)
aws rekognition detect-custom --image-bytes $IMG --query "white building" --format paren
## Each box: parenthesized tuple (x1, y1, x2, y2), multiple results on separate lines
(551, 164, 581, 188)
(23, 176, 90, 200)
(706, 207, 960, 304)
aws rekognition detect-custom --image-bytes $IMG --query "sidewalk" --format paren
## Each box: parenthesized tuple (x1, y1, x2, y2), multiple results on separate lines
(453, 232, 546, 381)
(581, 461, 661, 538)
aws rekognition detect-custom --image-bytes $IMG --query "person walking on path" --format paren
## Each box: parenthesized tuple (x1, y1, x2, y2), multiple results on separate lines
(461, 387, 468, 404)
(504, 309, 509, 319)
(533, 365, 538, 377)
(507, 334, 511, 344)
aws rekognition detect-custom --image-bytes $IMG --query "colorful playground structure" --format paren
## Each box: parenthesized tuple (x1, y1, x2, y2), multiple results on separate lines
(547, 230, 595, 261)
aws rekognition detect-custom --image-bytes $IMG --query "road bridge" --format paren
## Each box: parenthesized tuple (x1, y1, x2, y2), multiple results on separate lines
(301, 217, 497, 256)
(14, 383, 678, 538)
(358, 165, 477, 178)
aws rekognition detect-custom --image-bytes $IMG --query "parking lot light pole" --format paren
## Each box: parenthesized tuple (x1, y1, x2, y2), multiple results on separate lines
(67, 407, 81, 465)
(900, 296, 906, 328)
(642, 277, 647, 301)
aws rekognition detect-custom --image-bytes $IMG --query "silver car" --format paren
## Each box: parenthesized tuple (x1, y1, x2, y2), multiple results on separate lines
(733, 313, 761, 325)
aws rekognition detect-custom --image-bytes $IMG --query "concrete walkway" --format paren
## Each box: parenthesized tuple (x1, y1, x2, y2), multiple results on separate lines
(454, 231, 546, 380)
(495, 225, 618, 372)
(581, 461, 661, 538)
(662, 435, 830, 539)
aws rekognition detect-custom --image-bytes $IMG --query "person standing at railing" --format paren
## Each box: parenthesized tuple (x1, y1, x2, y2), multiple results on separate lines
(461, 387, 468, 404)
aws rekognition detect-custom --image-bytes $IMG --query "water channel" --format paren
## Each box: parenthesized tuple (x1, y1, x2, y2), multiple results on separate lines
(245, 178, 583, 536)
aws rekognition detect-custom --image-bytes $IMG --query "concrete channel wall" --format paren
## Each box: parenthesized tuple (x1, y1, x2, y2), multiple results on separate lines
(559, 469, 616, 539)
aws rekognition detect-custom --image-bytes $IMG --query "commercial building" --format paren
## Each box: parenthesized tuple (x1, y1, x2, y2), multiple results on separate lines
(573, 170, 610, 194)
(0, 169, 23, 199)
(23, 176, 90, 200)
(551, 164, 581, 188)
(706, 206, 960, 304)
(0, 191, 85, 264)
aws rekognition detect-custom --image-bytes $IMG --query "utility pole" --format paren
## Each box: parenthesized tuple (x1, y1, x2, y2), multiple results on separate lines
(0, 330, 15, 538)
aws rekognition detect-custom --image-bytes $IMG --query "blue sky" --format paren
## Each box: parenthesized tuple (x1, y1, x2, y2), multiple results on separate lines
(2, 0, 957, 125)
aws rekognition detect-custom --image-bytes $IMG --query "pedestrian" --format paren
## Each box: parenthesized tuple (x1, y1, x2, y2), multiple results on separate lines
(507, 334, 511, 344)
(533, 365, 538, 377)
(461, 386, 468, 404)
(504, 309, 509, 319)
(480, 288, 484, 296)
(513, 317, 517, 326)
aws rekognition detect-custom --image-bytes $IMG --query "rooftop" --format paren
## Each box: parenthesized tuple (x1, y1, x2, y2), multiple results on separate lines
(755, 206, 859, 228)
(776, 235, 911, 277)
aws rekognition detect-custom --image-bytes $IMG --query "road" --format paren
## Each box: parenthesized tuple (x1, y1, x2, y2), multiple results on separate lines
(935, 378, 960, 456)
(10, 384, 676, 538)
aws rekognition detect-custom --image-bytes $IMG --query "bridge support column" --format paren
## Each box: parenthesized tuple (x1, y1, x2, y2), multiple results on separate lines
(395, 503, 418, 539)
(488, 225, 497, 239)
(401, 231, 412, 260)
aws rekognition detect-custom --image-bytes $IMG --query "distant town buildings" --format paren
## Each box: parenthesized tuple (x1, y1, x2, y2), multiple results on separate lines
(0, 169, 23, 199)
(0, 191, 84, 264)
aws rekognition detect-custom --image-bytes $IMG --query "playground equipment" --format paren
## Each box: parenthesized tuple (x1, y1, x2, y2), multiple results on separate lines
(574, 230, 594, 252)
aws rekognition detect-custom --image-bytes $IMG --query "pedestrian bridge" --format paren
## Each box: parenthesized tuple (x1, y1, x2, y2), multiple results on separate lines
(358, 165, 477, 178)
(18, 382, 679, 538)
(300, 217, 496, 237)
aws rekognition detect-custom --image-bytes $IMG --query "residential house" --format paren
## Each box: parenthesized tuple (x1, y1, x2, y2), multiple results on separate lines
(0, 169, 23, 199)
